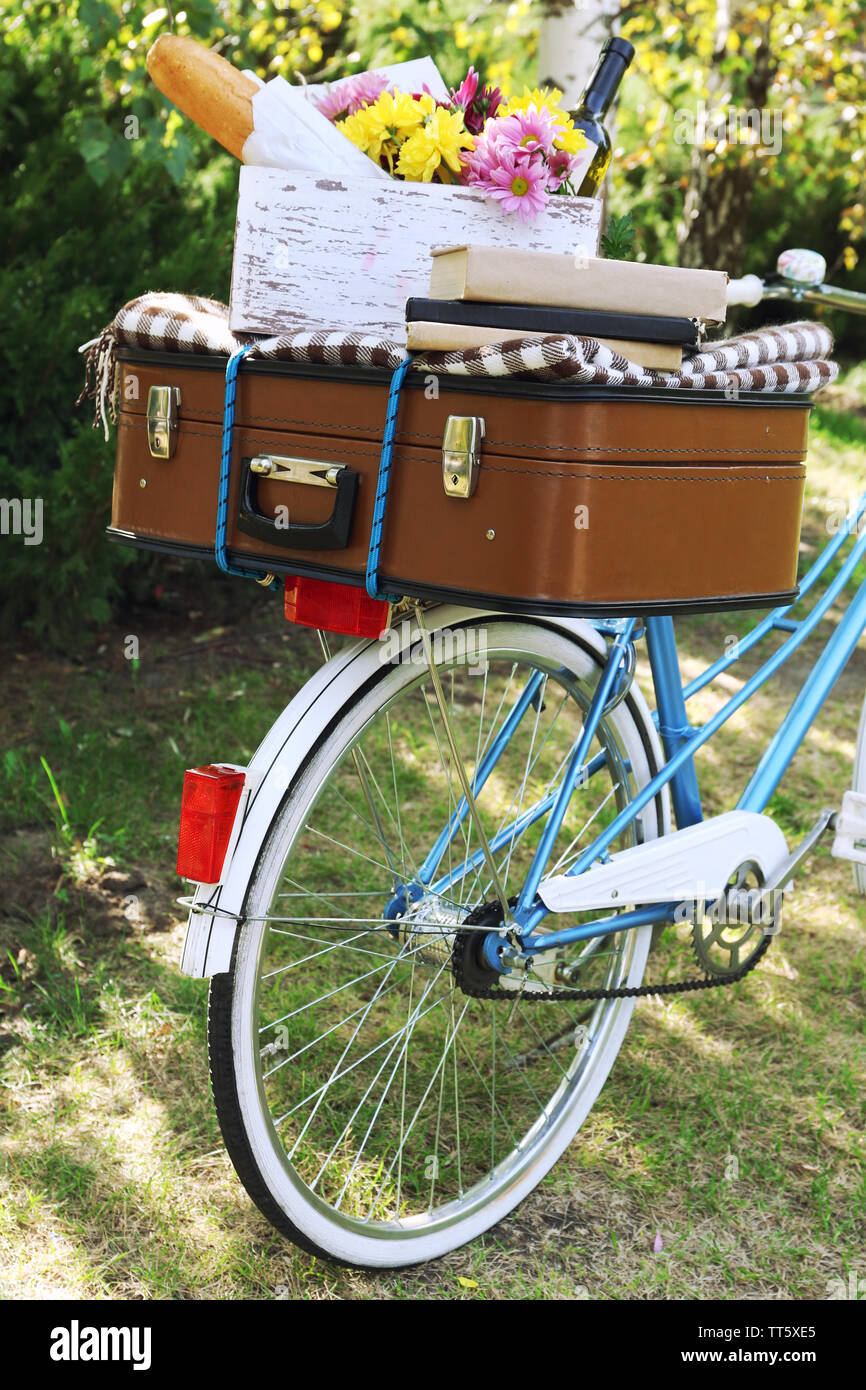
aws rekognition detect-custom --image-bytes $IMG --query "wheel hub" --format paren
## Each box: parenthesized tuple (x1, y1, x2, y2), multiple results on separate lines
(396, 894, 463, 968)
(452, 902, 566, 999)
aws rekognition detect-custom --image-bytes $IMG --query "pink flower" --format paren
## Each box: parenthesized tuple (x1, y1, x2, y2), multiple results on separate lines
(483, 148, 550, 223)
(314, 73, 390, 122)
(462, 120, 504, 186)
(497, 104, 564, 157)
(466, 84, 502, 134)
(451, 67, 479, 110)
(547, 147, 578, 191)
(451, 68, 502, 134)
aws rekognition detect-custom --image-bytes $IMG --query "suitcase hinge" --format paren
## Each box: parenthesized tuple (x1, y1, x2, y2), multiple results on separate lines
(147, 386, 181, 459)
(442, 415, 484, 499)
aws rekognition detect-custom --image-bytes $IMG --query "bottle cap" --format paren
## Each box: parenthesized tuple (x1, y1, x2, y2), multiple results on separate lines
(602, 37, 636, 66)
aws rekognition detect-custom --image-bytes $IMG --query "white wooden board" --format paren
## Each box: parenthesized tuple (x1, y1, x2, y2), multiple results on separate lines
(229, 167, 603, 343)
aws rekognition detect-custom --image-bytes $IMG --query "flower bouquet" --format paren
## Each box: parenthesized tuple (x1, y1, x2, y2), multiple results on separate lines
(312, 69, 590, 225)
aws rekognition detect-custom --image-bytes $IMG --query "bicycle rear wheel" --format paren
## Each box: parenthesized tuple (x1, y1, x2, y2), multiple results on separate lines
(208, 613, 667, 1267)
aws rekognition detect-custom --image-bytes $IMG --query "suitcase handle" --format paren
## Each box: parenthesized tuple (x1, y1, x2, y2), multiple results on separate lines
(236, 454, 359, 551)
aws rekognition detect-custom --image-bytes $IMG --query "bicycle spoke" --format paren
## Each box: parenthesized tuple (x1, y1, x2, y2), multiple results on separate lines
(305, 823, 396, 878)
(366, 994, 473, 1222)
(548, 782, 621, 875)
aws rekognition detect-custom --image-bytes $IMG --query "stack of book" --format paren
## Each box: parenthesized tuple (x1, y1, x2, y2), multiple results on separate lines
(407, 245, 730, 370)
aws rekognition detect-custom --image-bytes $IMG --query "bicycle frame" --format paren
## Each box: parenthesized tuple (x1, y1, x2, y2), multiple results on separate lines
(409, 485, 866, 955)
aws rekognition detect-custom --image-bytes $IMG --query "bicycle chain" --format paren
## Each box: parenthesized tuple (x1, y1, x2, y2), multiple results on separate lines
(451, 901, 773, 1003)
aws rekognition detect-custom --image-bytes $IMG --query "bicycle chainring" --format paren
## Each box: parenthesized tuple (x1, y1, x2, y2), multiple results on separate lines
(690, 860, 778, 978)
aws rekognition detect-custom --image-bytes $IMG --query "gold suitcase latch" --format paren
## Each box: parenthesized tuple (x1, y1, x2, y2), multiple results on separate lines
(249, 455, 344, 488)
(147, 386, 181, 459)
(442, 415, 484, 498)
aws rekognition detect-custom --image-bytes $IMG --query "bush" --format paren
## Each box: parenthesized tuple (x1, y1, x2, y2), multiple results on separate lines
(0, 7, 242, 643)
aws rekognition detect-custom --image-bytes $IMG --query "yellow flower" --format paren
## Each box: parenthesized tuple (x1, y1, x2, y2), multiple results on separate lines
(337, 90, 427, 168)
(337, 111, 373, 154)
(364, 90, 425, 143)
(503, 85, 564, 116)
(554, 124, 588, 154)
(397, 108, 475, 182)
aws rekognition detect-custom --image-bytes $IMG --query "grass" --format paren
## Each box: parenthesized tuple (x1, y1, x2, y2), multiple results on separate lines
(1, 377, 865, 1300)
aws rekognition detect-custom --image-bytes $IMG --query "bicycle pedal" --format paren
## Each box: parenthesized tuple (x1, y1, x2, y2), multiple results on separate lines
(831, 790, 866, 865)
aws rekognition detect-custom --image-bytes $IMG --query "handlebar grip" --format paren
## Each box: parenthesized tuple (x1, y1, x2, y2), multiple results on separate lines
(726, 274, 764, 308)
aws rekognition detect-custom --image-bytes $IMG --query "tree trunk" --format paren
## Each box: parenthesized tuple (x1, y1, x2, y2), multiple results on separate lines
(536, 0, 619, 107)
(677, 2, 774, 274)
(537, 1, 623, 230)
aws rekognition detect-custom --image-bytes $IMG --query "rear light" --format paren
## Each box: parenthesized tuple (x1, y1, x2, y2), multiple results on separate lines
(176, 764, 245, 883)
(284, 574, 389, 639)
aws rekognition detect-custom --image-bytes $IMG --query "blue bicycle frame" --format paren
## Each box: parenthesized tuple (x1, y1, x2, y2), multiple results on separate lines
(400, 487, 866, 959)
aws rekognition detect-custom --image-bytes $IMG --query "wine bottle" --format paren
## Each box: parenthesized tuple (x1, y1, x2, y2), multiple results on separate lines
(568, 37, 635, 198)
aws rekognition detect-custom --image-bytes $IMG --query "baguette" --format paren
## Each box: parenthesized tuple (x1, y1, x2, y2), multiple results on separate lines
(146, 35, 257, 159)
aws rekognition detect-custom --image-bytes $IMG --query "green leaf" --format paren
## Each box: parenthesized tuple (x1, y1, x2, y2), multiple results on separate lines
(601, 211, 636, 261)
(163, 133, 194, 184)
(77, 0, 113, 36)
(103, 138, 133, 176)
(78, 116, 112, 164)
(82, 156, 112, 186)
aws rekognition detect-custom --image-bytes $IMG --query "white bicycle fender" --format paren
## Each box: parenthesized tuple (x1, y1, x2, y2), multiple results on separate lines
(180, 607, 668, 978)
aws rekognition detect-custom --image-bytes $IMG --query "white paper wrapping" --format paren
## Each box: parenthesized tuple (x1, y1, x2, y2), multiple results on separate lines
(240, 57, 451, 178)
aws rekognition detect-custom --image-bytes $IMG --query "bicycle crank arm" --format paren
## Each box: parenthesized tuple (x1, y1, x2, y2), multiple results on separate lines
(737, 805, 837, 919)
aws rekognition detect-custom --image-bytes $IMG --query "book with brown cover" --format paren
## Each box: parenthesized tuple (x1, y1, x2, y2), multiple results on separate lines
(429, 245, 728, 323)
(405, 319, 682, 368)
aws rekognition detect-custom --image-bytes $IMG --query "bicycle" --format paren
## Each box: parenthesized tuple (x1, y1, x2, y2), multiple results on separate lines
(178, 248, 866, 1268)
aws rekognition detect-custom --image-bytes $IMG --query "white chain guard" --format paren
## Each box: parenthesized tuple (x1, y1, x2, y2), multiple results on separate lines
(539, 810, 789, 914)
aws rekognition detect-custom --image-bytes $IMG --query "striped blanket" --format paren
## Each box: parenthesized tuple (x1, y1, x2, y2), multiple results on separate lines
(79, 292, 838, 438)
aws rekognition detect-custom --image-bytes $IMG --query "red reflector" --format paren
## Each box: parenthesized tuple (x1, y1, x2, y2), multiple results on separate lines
(284, 575, 389, 639)
(176, 764, 245, 883)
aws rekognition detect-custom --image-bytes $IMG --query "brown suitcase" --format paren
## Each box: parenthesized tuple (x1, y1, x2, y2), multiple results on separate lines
(109, 348, 810, 615)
